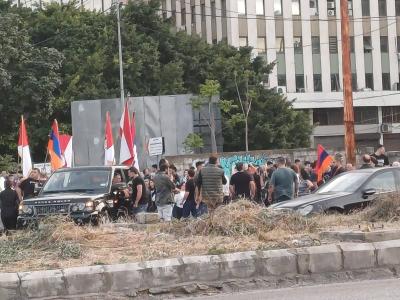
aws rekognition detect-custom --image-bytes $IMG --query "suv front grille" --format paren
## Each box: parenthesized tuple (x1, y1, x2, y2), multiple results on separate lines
(35, 204, 70, 215)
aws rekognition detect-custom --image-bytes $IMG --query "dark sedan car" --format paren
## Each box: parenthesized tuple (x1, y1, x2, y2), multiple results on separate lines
(271, 167, 400, 216)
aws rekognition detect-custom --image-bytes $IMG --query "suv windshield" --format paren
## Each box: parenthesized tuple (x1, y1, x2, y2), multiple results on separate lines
(42, 169, 110, 194)
(317, 172, 370, 194)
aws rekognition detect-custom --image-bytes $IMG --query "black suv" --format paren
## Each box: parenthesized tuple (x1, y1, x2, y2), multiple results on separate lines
(17, 166, 129, 226)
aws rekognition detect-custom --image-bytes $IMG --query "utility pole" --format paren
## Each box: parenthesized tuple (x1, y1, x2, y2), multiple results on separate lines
(116, 0, 125, 108)
(340, 0, 356, 165)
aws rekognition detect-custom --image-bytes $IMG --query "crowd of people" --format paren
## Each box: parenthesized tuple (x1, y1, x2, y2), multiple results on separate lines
(0, 143, 399, 230)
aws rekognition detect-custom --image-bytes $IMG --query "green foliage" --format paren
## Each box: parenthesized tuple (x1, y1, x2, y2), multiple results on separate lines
(0, 154, 19, 173)
(0, 0, 312, 160)
(183, 133, 204, 153)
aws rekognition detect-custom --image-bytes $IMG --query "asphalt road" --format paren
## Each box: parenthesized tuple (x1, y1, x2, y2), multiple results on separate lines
(183, 278, 400, 300)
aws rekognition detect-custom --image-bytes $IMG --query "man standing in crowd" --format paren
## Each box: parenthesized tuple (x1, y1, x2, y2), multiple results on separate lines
(229, 162, 255, 200)
(142, 168, 151, 180)
(182, 169, 197, 218)
(128, 167, 148, 214)
(268, 157, 298, 203)
(154, 164, 175, 221)
(196, 156, 227, 212)
(330, 153, 346, 179)
(360, 154, 374, 169)
(371, 144, 389, 167)
(0, 178, 19, 230)
(16, 168, 41, 200)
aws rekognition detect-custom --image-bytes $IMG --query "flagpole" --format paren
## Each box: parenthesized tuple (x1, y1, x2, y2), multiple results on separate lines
(116, 0, 124, 109)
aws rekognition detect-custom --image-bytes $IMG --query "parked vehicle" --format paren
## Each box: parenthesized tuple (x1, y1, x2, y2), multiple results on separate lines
(271, 167, 400, 216)
(17, 166, 129, 226)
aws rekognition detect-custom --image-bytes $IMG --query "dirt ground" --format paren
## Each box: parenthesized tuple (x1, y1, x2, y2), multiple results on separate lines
(1, 198, 400, 273)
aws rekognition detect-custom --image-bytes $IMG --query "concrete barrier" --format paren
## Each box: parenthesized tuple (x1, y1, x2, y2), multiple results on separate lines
(3, 240, 400, 299)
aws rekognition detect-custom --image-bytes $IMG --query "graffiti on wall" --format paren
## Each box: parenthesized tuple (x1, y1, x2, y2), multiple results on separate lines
(219, 154, 268, 178)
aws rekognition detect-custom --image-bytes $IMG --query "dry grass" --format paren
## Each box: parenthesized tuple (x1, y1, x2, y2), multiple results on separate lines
(2, 197, 400, 273)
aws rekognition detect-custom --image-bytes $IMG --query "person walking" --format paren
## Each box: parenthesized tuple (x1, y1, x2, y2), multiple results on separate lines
(0, 178, 19, 230)
(182, 169, 197, 218)
(371, 144, 390, 167)
(267, 157, 299, 203)
(146, 179, 157, 212)
(195, 156, 227, 212)
(154, 164, 175, 221)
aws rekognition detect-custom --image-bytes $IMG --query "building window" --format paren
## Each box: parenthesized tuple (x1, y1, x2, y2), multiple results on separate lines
(312, 36, 320, 54)
(352, 73, 357, 90)
(191, 5, 196, 24)
(181, 7, 186, 26)
(331, 74, 340, 91)
(309, 0, 318, 15)
(378, 0, 386, 16)
(276, 37, 285, 53)
(327, 0, 335, 16)
(350, 36, 355, 53)
(380, 36, 388, 53)
(383, 106, 400, 123)
(361, 0, 370, 16)
(296, 75, 304, 91)
(292, 0, 300, 15)
(365, 73, 374, 90)
(363, 36, 372, 53)
(329, 36, 338, 53)
(257, 37, 266, 54)
(396, 0, 400, 16)
(256, 0, 264, 15)
(294, 37, 302, 54)
(313, 108, 343, 126)
(354, 107, 378, 124)
(274, 0, 282, 15)
(278, 74, 286, 86)
(239, 37, 248, 47)
(238, 0, 246, 14)
(382, 73, 391, 90)
(348, 0, 353, 16)
(313, 74, 322, 91)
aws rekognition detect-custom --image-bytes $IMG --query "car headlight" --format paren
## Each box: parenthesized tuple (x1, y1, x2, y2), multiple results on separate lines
(78, 203, 86, 211)
(85, 201, 94, 211)
(298, 205, 313, 216)
(19, 204, 33, 215)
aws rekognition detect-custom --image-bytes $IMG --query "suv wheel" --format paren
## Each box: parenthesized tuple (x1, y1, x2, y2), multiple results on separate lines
(92, 210, 111, 226)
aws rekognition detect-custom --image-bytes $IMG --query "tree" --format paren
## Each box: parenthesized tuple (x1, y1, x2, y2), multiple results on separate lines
(183, 133, 204, 153)
(190, 80, 221, 154)
(0, 12, 63, 161)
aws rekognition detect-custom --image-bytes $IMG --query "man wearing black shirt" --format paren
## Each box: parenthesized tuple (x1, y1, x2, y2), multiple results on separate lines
(17, 168, 41, 200)
(128, 167, 148, 214)
(371, 144, 390, 167)
(230, 163, 255, 200)
(182, 169, 197, 218)
(0, 178, 19, 230)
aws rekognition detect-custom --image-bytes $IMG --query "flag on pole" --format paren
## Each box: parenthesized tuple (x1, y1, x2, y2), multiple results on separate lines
(18, 116, 32, 177)
(47, 120, 64, 171)
(316, 144, 333, 182)
(104, 111, 115, 166)
(131, 112, 140, 170)
(60, 134, 73, 168)
(119, 102, 134, 166)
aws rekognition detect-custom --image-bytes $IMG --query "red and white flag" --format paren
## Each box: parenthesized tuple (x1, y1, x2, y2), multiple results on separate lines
(119, 102, 134, 166)
(131, 112, 140, 170)
(60, 134, 73, 168)
(18, 116, 32, 177)
(104, 111, 115, 166)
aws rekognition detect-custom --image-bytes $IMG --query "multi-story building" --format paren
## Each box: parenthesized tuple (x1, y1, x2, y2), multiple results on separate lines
(15, 0, 400, 150)
(163, 0, 400, 151)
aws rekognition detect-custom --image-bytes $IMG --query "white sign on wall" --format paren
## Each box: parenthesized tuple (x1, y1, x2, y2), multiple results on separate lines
(148, 137, 165, 156)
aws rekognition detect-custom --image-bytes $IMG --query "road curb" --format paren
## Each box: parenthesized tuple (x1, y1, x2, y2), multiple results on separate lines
(2, 239, 400, 299)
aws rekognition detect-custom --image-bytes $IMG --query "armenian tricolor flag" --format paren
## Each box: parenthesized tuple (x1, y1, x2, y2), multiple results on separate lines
(316, 144, 333, 182)
(48, 119, 64, 171)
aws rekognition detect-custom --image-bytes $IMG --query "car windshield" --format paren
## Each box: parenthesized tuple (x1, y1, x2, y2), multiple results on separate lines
(317, 172, 370, 194)
(42, 169, 110, 194)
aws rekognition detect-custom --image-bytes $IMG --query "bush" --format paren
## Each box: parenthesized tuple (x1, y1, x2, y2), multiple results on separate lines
(363, 194, 400, 222)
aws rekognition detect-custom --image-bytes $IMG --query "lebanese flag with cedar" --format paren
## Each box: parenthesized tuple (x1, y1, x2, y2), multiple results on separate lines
(18, 116, 32, 177)
(104, 111, 115, 166)
(119, 102, 134, 166)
